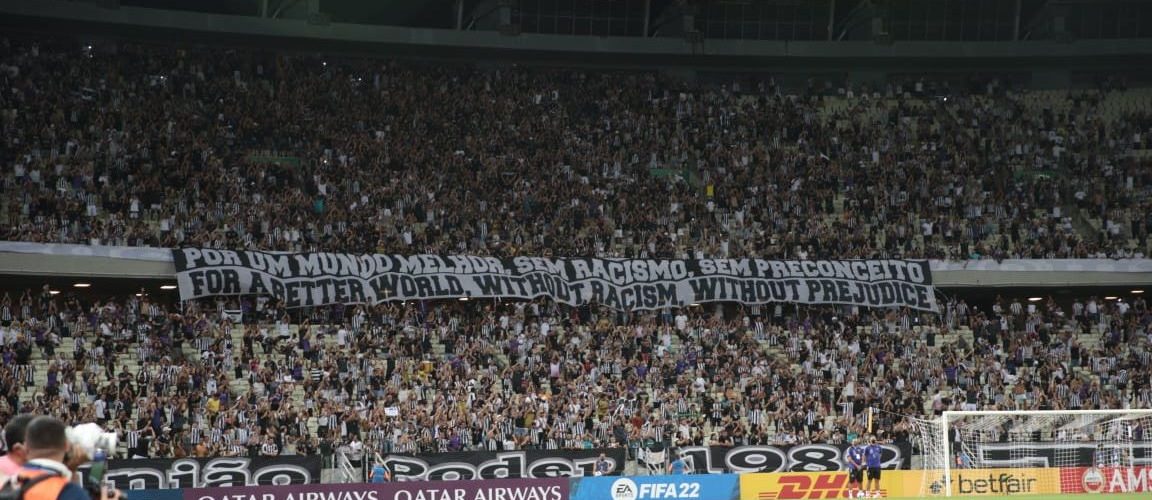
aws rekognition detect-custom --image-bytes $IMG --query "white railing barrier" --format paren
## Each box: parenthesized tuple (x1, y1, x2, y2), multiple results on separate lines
(335, 450, 358, 483)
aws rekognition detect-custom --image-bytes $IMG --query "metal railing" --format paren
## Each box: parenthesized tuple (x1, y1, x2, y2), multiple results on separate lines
(335, 449, 360, 483)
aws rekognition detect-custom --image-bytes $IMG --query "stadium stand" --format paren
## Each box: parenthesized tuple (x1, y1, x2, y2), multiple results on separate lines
(1, 38, 1149, 260)
(0, 32, 1150, 466)
(0, 288, 1148, 460)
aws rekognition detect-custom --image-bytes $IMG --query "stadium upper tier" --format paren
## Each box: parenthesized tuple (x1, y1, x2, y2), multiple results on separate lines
(0, 37, 1150, 260)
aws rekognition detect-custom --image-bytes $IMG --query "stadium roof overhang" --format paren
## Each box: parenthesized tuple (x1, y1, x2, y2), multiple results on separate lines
(1, 0, 1150, 71)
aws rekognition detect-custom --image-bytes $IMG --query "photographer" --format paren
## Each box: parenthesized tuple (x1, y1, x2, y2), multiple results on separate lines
(4, 417, 119, 500)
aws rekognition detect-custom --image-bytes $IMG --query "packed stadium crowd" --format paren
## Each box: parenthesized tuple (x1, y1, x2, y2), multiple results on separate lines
(0, 287, 1148, 460)
(1, 37, 1151, 260)
(0, 34, 1151, 464)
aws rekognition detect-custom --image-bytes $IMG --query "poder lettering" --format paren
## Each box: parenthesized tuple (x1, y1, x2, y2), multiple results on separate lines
(384, 450, 613, 480)
(174, 250, 938, 312)
(393, 486, 563, 500)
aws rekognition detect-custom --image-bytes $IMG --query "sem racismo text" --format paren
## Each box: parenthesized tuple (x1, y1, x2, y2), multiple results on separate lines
(179, 249, 928, 285)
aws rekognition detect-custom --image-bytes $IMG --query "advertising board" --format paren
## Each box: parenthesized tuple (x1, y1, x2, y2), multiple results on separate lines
(182, 477, 569, 500)
(571, 474, 739, 500)
(1059, 466, 1152, 494)
(740, 468, 1061, 499)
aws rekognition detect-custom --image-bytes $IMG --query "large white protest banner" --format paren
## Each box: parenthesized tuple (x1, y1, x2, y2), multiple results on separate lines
(172, 249, 939, 311)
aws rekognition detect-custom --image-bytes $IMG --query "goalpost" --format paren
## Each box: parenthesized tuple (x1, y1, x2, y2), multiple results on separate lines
(908, 409, 1152, 497)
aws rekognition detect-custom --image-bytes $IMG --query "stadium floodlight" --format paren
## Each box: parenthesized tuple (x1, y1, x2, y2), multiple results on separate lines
(1027, 297, 1042, 302)
(1132, 290, 1145, 294)
(160, 285, 177, 290)
(73, 283, 91, 288)
(910, 409, 1152, 497)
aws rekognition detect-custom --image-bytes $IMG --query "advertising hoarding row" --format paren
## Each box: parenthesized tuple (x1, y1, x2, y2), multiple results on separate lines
(125, 466, 1152, 500)
(738, 467, 1152, 497)
(126, 475, 739, 500)
(738, 468, 1061, 499)
(185, 478, 569, 500)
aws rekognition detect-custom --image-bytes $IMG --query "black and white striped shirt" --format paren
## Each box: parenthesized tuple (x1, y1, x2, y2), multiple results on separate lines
(748, 408, 765, 426)
(159, 367, 178, 385)
(1068, 392, 1083, 408)
(368, 427, 387, 444)
(126, 430, 141, 449)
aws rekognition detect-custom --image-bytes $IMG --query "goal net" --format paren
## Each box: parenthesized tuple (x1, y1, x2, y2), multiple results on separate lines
(909, 410, 1152, 497)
